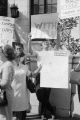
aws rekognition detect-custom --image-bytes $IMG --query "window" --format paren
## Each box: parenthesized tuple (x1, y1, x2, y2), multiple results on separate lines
(0, 0, 8, 16)
(31, 0, 57, 15)
(46, 0, 57, 13)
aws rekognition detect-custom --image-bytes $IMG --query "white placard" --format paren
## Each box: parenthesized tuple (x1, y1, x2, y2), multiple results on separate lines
(0, 16, 14, 46)
(38, 51, 69, 88)
(31, 13, 57, 39)
(58, 0, 80, 19)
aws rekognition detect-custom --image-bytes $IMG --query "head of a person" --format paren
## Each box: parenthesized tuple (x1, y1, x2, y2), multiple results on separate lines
(3, 44, 15, 61)
(12, 42, 24, 57)
(0, 46, 3, 53)
(42, 41, 49, 50)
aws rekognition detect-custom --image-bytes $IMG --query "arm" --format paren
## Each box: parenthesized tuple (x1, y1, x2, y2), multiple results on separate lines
(0, 64, 13, 89)
(74, 63, 80, 72)
(26, 64, 42, 78)
(31, 64, 42, 77)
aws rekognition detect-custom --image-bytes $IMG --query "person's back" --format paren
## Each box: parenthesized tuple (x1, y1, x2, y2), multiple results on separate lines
(35, 73, 56, 119)
(0, 56, 14, 120)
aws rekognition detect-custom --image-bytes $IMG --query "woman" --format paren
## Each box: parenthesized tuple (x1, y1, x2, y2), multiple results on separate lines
(12, 42, 42, 120)
(36, 41, 56, 119)
(0, 45, 15, 120)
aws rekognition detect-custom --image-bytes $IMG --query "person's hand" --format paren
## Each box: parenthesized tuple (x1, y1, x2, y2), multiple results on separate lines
(77, 79, 80, 85)
(39, 64, 42, 71)
(25, 57, 30, 64)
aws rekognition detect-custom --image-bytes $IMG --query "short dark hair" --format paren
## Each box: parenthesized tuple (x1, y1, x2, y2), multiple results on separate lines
(3, 45, 15, 61)
(12, 42, 23, 49)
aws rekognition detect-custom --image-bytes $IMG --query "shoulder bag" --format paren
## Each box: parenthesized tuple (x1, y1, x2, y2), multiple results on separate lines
(70, 69, 80, 85)
(0, 63, 8, 106)
(0, 87, 8, 106)
(26, 76, 36, 93)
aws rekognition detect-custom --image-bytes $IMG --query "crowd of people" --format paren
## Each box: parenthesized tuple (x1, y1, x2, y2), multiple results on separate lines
(0, 42, 42, 120)
(1, 40, 72, 120)
(0, 41, 80, 120)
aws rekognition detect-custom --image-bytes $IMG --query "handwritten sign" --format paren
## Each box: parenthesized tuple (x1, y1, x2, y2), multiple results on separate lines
(31, 13, 57, 39)
(38, 51, 69, 88)
(58, 0, 80, 19)
(0, 16, 14, 46)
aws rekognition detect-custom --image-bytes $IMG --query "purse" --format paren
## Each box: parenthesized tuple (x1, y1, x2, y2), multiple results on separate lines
(26, 76, 36, 93)
(0, 88, 8, 106)
(0, 63, 8, 106)
(70, 69, 80, 85)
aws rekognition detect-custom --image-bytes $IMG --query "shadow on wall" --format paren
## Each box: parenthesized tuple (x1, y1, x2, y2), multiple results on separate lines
(14, 11, 30, 52)
(8, 3, 11, 17)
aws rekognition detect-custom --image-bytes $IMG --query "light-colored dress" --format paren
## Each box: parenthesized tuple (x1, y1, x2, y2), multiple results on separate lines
(0, 61, 14, 120)
(12, 62, 30, 112)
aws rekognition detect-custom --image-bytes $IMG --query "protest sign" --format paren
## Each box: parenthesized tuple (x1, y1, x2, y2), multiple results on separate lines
(58, 0, 80, 19)
(31, 13, 57, 39)
(0, 16, 14, 46)
(38, 51, 69, 88)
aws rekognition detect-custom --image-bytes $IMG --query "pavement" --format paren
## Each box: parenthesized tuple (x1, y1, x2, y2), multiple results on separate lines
(12, 116, 80, 120)
(12, 112, 80, 120)
(25, 118, 80, 120)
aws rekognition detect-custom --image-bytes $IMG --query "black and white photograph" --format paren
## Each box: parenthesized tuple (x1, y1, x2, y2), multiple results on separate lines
(0, 0, 80, 120)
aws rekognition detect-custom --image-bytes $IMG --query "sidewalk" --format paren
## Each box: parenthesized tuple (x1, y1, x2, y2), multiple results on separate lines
(25, 118, 80, 120)
(12, 116, 80, 120)
(12, 113, 80, 120)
